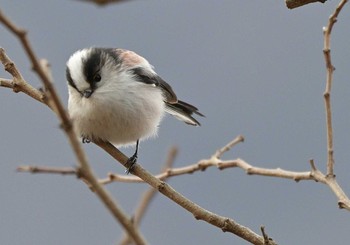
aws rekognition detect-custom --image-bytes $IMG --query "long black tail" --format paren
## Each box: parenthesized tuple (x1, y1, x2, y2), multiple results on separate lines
(165, 100, 204, 126)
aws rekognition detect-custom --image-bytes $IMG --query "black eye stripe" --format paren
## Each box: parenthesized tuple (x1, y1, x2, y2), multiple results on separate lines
(83, 48, 120, 83)
(82, 48, 120, 90)
(83, 51, 102, 85)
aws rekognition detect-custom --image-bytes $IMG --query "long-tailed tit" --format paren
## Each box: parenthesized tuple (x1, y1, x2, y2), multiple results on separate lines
(66, 47, 203, 172)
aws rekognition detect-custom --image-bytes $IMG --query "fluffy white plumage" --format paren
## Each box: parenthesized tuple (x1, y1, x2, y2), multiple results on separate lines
(66, 47, 203, 157)
(67, 49, 164, 145)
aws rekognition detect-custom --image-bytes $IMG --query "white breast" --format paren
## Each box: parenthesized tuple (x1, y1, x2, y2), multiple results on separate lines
(68, 79, 165, 146)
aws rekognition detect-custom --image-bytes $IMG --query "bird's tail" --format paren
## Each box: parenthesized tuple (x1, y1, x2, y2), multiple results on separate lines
(165, 100, 204, 126)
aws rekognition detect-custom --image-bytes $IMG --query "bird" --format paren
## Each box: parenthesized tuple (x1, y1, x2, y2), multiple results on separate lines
(66, 47, 203, 172)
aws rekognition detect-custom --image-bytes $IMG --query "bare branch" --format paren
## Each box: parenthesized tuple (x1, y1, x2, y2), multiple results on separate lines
(214, 135, 244, 159)
(322, 0, 348, 177)
(99, 136, 312, 184)
(17, 165, 76, 175)
(99, 136, 244, 184)
(99, 134, 350, 211)
(134, 148, 178, 224)
(261, 226, 274, 245)
(96, 140, 276, 245)
(119, 147, 178, 245)
(76, 0, 130, 6)
(285, 0, 327, 9)
(18, 135, 350, 212)
(0, 50, 47, 105)
(0, 78, 14, 88)
(133, 146, 178, 225)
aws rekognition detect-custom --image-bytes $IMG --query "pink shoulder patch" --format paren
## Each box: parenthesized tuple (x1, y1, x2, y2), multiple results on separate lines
(116, 49, 146, 67)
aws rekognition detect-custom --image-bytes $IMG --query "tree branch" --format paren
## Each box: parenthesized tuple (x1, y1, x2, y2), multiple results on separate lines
(17, 165, 76, 175)
(0, 51, 47, 105)
(322, 0, 348, 177)
(285, 0, 327, 9)
(0, 10, 147, 245)
(15, 138, 278, 243)
(119, 147, 178, 245)
(76, 0, 130, 6)
(99, 135, 244, 184)
(95, 140, 276, 245)
(17, 136, 350, 212)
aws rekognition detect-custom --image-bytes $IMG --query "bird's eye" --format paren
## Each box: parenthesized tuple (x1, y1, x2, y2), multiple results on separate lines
(93, 73, 101, 82)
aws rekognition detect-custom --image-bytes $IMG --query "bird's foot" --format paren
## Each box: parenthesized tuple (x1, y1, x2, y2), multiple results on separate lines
(125, 154, 137, 174)
(82, 137, 91, 144)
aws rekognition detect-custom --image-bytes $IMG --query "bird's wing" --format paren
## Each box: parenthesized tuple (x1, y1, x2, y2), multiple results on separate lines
(130, 67, 178, 104)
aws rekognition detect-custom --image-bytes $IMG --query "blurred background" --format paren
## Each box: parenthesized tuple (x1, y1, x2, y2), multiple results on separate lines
(1, 1, 350, 244)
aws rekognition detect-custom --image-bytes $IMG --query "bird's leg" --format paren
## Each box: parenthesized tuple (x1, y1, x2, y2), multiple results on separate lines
(125, 139, 139, 174)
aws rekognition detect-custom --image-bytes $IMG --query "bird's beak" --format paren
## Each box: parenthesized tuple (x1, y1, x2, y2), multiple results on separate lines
(83, 89, 93, 98)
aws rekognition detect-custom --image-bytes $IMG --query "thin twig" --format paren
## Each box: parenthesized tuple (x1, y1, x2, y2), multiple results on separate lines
(17, 165, 76, 175)
(0, 78, 14, 88)
(99, 135, 245, 184)
(214, 135, 244, 159)
(322, 0, 348, 177)
(17, 136, 350, 212)
(261, 226, 274, 245)
(99, 134, 350, 211)
(0, 51, 47, 105)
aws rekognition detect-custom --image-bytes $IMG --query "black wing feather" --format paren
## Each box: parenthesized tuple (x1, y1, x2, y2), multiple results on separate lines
(130, 67, 177, 103)
(130, 67, 204, 126)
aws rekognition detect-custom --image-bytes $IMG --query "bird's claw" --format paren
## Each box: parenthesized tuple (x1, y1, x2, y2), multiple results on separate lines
(125, 155, 137, 174)
(82, 137, 91, 144)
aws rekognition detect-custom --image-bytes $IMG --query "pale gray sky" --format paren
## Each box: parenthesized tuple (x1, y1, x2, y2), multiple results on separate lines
(1, 1, 350, 244)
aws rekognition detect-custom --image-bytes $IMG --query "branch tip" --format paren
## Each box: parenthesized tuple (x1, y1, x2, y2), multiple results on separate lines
(309, 159, 317, 171)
